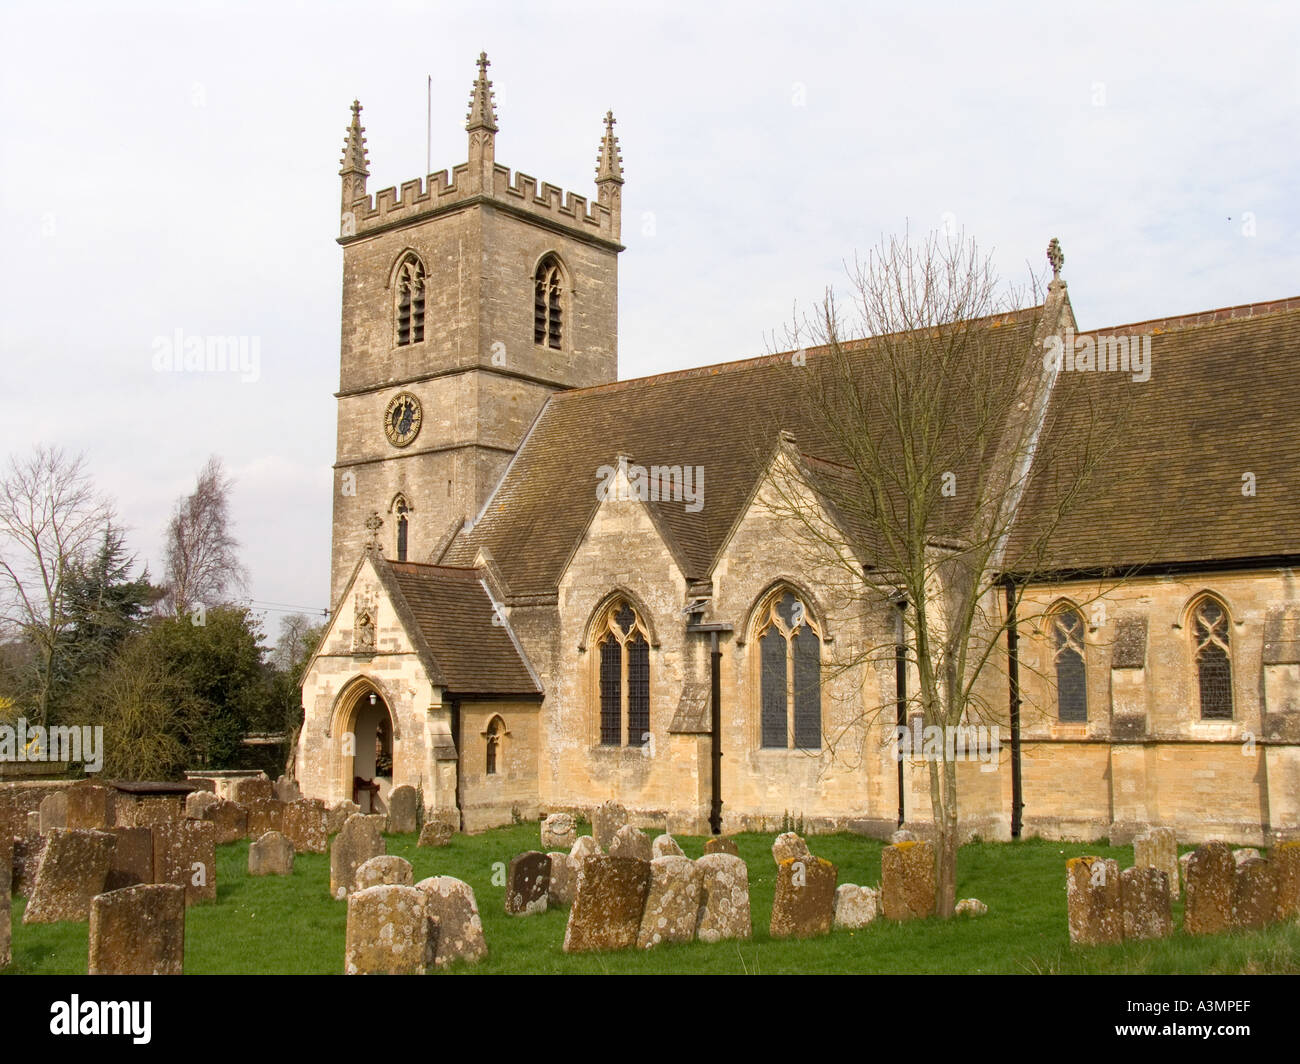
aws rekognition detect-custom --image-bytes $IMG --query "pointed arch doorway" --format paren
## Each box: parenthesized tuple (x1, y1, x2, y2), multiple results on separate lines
(337, 680, 395, 815)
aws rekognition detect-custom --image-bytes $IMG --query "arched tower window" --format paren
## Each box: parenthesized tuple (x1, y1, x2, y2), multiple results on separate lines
(1192, 596, 1233, 720)
(594, 597, 650, 746)
(1050, 606, 1088, 722)
(484, 716, 506, 775)
(395, 254, 426, 346)
(533, 255, 563, 349)
(754, 588, 822, 749)
(393, 495, 410, 562)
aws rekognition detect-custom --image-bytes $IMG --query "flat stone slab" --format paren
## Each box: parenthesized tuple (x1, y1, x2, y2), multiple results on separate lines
(1185, 842, 1234, 935)
(882, 841, 935, 921)
(506, 851, 551, 915)
(771, 856, 837, 939)
(344, 884, 435, 975)
(563, 855, 651, 952)
(356, 855, 414, 890)
(151, 820, 216, 905)
(249, 831, 295, 876)
(416, 876, 488, 967)
(88, 883, 185, 975)
(24, 828, 116, 924)
(1066, 856, 1121, 945)
(695, 852, 752, 944)
(1120, 865, 1172, 940)
(637, 855, 701, 949)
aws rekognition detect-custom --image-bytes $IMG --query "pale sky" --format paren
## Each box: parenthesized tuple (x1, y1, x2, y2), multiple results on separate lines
(1, 0, 1297, 633)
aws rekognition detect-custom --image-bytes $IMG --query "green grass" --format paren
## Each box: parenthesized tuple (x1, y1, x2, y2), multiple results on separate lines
(5, 826, 1298, 974)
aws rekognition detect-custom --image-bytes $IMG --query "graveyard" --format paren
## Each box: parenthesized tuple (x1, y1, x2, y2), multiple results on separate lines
(4, 809, 1298, 975)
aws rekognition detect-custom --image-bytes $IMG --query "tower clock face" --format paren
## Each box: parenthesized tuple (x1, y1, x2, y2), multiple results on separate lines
(384, 392, 423, 447)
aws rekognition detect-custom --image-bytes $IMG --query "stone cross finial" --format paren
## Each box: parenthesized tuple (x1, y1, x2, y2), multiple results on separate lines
(364, 511, 383, 550)
(477, 51, 490, 75)
(1047, 237, 1064, 281)
(466, 51, 498, 132)
(596, 109, 624, 184)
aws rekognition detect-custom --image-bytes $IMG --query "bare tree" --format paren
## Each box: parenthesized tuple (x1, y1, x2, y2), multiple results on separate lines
(763, 229, 1130, 916)
(0, 446, 114, 725)
(161, 456, 248, 616)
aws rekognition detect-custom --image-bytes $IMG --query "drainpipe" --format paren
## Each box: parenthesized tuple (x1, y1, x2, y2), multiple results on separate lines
(1003, 578, 1024, 839)
(893, 596, 907, 828)
(687, 619, 732, 836)
(451, 699, 464, 832)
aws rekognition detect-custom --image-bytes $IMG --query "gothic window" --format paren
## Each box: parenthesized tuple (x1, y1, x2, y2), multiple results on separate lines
(594, 598, 651, 746)
(395, 254, 426, 346)
(755, 589, 822, 749)
(394, 496, 410, 562)
(1192, 597, 1233, 720)
(485, 716, 505, 775)
(533, 255, 563, 349)
(1050, 606, 1088, 723)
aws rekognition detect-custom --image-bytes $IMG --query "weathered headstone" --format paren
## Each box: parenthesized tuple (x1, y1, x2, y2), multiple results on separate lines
(25, 810, 41, 836)
(704, 836, 739, 856)
(651, 833, 685, 859)
(386, 785, 419, 834)
(1120, 865, 1172, 940)
(230, 777, 274, 804)
(591, 800, 629, 851)
(506, 851, 551, 915)
(1273, 841, 1300, 920)
(184, 791, 220, 820)
(881, 840, 936, 921)
(187, 778, 216, 793)
(637, 854, 701, 949)
(833, 884, 879, 929)
(541, 812, 577, 850)
(1179, 850, 1194, 894)
(344, 884, 436, 975)
(274, 775, 301, 804)
(66, 785, 113, 831)
(13, 833, 47, 897)
(772, 831, 811, 864)
(570, 835, 601, 863)
(547, 851, 576, 907)
(1185, 841, 1234, 935)
(1233, 847, 1261, 867)
(151, 820, 216, 905)
(695, 852, 751, 944)
(1232, 858, 1280, 930)
(282, 799, 329, 854)
(130, 797, 183, 829)
(356, 855, 414, 890)
(609, 824, 652, 861)
(416, 876, 488, 967)
(771, 855, 837, 939)
(325, 800, 360, 836)
(24, 828, 116, 924)
(889, 829, 918, 844)
(955, 897, 988, 917)
(39, 791, 67, 833)
(200, 798, 248, 844)
(1065, 856, 1122, 945)
(104, 826, 153, 891)
(244, 798, 286, 839)
(1133, 827, 1180, 900)
(1, 839, 10, 967)
(249, 831, 295, 876)
(418, 820, 454, 847)
(330, 814, 386, 899)
(88, 884, 185, 975)
(563, 854, 651, 952)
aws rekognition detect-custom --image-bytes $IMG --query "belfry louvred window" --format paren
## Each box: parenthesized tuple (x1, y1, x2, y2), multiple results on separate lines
(756, 589, 822, 749)
(534, 256, 563, 349)
(595, 598, 650, 746)
(395, 255, 425, 346)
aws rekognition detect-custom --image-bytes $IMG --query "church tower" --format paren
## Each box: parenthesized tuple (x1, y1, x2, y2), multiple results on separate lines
(329, 54, 624, 606)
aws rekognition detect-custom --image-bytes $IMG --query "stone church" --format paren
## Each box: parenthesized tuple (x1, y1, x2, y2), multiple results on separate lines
(297, 55, 1300, 846)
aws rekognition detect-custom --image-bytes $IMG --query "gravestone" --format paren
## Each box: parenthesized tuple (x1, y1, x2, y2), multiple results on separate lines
(609, 824, 652, 861)
(418, 820, 453, 847)
(1133, 826, 1180, 899)
(1, 839, 10, 967)
(104, 826, 153, 891)
(695, 852, 752, 944)
(1065, 856, 1122, 945)
(356, 855, 414, 890)
(330, 814, 386, 899)
(282, 800, 329, 854)
(325, 800, 360, 836)
(344, 884, 436, 975)
(881, 841, 936, 921)
(506, 851, 551, 915)
(591, 800, 628, 851)
(201, 799, 248, 844)
(66, 785, 113, 831)
(636, 854, 701, 949)
(39, 791, 67, 833)
(386, 785, 419, 835)
(833, 884, 879, 929)
(230, 777, 274, 804)
(13, 834, 48, 897)
(563, 854, 651, 952)
(274, 775, 301, 804)
(771, 855, 837, 939)
(151, 820, 216, 905)
(249, 831, 294, 876)
(704, 836, 739, 856)
(541, 812, 577, 850)
(24, 828, 116, 924)
(184, 791, 220, 821)
(416, 876, 488, 967)
(547, 851, 576, 907)
(651, 834, 685, 859)
(131, 797, 183, 829)
(88, 883, 185, 975)
(1273, 841, 1300, 920)
(244, 799, 286, 839)
(1233, 847, 1261, 867)
(570, 835, 601, 863)
(955, 897, 988, 917)
(1185, 841, 1234, 935)
(890, 829, 918, 844)
(1120, 865, 1172, 940)
(1232, 858, 1280, 930)
(772, 831, 811, 864)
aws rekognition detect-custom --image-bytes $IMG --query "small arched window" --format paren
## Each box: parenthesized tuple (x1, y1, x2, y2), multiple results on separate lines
(395, 254, 426, 346)
(594, 598, 650, 746)
(394, 496, 410, 562)
(1192, 597, 1233, 720)
(533, 255, 563, 349)
(485, 716, 505, 775)
(755, 589, 822, 749)
(1050, 606, 1087, 722)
